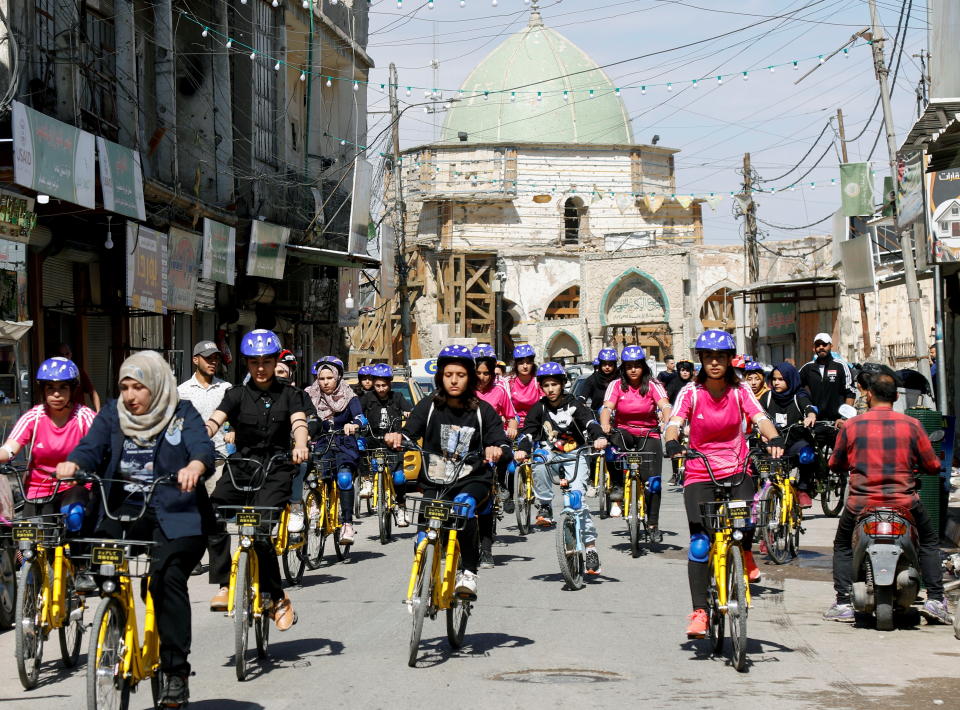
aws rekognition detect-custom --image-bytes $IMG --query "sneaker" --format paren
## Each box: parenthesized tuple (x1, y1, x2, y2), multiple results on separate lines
(686, 609, 708, 639)
(455, 570, 478, 599)
(823, 602, 855, 622)
(271, 596, 298, 631)
(796, 490, 814, 509)
(210, 586, 229, 612)
(535, 505, 554, 527)
(920, 598, 953, 625)
(340, 523, 356, 544)
(585, 547, 601, 575)
(586, 485, 598, 498)
(287, 510, 305, 534)
(759, 540, 768, 555)
(395, 507, 409, 528)
(743, 551, 761, 582)
(159, 673, 189, 707)
(359, 479, 373, 499)
(649, 526, 663, 544)
(610, 486, 624, 502)
(609, 502, 623, 518)
(480, 550, 495, 569)
(191, 562, 206, 577)
(74, 573, 98, 594)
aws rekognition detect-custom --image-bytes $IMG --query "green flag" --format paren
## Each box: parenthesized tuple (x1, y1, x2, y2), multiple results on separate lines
(840, 162, 874, 216)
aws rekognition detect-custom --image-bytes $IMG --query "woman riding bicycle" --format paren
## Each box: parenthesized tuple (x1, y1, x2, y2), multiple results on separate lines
(663, 330, 783, 640)
(353, 365, 375, 397)
(305, 356, 363, 544)
(56, 350, 215, 708)
(205, 329, 310, 631)
(506, 344, 543, 428)
(0, 357, 96, 523)
(582, 348, 619, 409)
(385, 345, 510, 599)
(359, 362, 412, 526)
(598, 345, 671, 540)
(666, 360, 694, 405)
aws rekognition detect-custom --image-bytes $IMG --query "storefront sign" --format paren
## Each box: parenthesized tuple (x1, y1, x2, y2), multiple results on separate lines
(896, 151, 924, 227)
(348, 159, 373, 255)
(762, 302, 797, 338)
(12, 101, 95, 208)
(126, 223, 167, 314)
(202, 218, 236, 285)
(97, 137, 145, 221)
(246, 220, 289, 280)
(0, 189, 37, 243)
(167, 227, 201, 313)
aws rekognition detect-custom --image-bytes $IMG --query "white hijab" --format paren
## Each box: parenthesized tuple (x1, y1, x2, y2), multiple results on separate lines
(117, 351, 179, 445)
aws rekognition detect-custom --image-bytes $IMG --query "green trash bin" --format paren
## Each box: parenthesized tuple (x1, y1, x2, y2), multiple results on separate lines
(906, 408, 944, 537)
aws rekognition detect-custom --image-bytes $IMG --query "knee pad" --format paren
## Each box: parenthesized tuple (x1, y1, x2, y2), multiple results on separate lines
(646, 475, 661, 494)
(452, 493, 477, 519)
(336, 470, 354, 490)
(392, 470, 406, 487)
(688, 533, 710, 563)
(506, 461, 516, 475)
(567, 489, 583, 511)
(60, 502, 85, 533)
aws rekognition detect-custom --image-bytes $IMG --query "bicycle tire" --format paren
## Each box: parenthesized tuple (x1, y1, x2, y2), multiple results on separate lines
(234, 551, 252, 681)
(0, 546, 15, 629)
(555, 516, 585, 591)
(953, 600, 960, 640)
(789, 503, 802, 557)
(761, 486, 790, 564)
(628, 480, 640, 558)
(820, 472, 846, 518)
(707, 563, 724, 654)
(408, 542, 434, 667)
(727, 549, 748, 672)
(305, 490, 323, 570)
(256, 603, 270, 658)
(87, 596, 129, 710)
(151, 669, 165, 709)
(514, 465, 531, 535)
(282, 533, 306, 586)
(15, 560, 43, 689)
(446, 552, 470, 649)
(58, 574, 84, 668)
(377, 472, 390, 545)
(597, 462, 609, 519)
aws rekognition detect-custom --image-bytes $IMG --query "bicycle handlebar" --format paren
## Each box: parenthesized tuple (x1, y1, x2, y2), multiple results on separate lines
(70, 470, 179, 523)
(683, 449, 753, 490)
(1, 463, 66, 506)
(213, 452, 291, 493)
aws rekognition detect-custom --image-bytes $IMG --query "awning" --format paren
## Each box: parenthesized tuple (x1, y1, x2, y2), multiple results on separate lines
(285, 244, 380, 269)
(729, 279, 839, 305)
(901, 99, 960, 153)
(0, 320, 32, 344)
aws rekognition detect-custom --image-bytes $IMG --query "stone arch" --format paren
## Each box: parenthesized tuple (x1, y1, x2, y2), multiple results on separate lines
(545, 283, 581, 320)
(699, 281, 737, 331)
(599, 268, 670, 327)
(544, 329, 583, 364)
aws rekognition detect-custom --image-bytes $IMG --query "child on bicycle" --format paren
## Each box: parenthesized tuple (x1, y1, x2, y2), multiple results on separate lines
(514, 362, 608, 575)
(385, 345, 510, 599)
(353, 365, 375, 397)
(506, 344, 543, 428)
(305, 356, 364, 544)
(598, 345, 671, 540)
(663, 330, 783, 640)
(205, 329, 310, 631)
(359, 363, 412, 526)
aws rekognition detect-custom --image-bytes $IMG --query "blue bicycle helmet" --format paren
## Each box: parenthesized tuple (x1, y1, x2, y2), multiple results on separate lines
(314, 355, 344, 378)
(597, 347, 618, 363)
(437, 344, 475, 372)
(358, 365, 374, 377)
(743, 360, 764, 372)
(512, 344, 536, 360)
(694, 329, 736, 352)
(370, 363, 393, 380)
(536, 361, 567, 383)
(592, 358, 600, 366)
(37, 357, 80, 383)
(472, 344, 496, 361)
(620, 345, 646, 362)
(240, 329, 282, 357)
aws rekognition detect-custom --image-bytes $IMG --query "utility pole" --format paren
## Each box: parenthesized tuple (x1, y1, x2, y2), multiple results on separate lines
(390, 63, 411, 364)
(867, 0, 930, 379)
(742, 153, 759, 352)
(837, 108, 874, 358)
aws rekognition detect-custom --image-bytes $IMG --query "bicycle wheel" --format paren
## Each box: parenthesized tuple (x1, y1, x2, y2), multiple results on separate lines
(58, 574, 84, 668)
(727, 549, 749, 672)
(707, 562, 725, 654)
(305, 490, 323, 570)
(628, 480, 640, 558)
(555, 516, 585, 591)
(788, 502, 802, 557)
(820, 471, 845, 518)
(282, 538, 306, 586)
(0, 546, 14, 629)
(15, 560, 44, 689)
(87, 596, 129, 710)
(408, 542, 434, 667)
(255, 603, 270, 658)
(234, 551, 252, 681)
(446, 552, 470, 649)
(514, 466, 531, 535)
(377, 473, 390, 545)
(761, 486, 790, 564)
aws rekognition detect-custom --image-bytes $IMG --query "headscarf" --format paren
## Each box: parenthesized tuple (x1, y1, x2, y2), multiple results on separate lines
(770, 361, 802, 407)
(117, 351, 179, 445)
(306, 364, 356, 421)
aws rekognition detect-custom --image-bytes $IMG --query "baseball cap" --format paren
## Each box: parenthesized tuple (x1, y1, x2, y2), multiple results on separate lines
(813, 332, 832, 345)
(193, 341, 220, 357)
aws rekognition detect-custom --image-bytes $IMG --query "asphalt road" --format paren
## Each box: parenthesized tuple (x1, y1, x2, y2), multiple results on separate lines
(2, 479, 958, 710)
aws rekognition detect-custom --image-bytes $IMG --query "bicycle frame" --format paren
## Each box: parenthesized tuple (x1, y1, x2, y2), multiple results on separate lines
(108, 563, 160, 686)
(228, 545, 265, 620)
(13, 520, 74, 633)
(406, 526, 460, 612)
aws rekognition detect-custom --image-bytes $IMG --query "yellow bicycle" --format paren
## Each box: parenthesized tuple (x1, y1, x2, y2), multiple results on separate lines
(367, 448, 399, 545)
(592, 452, 611, 517)
(512, 445, 535, 535)
(755, 443, 803, 564)
(303, 445, 346, 568)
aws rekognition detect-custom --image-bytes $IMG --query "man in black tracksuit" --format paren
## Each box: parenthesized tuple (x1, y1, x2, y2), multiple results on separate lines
(798, 333, 855, 453)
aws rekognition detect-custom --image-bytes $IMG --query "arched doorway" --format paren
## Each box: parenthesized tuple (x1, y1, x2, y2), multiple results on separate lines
(563, 197, 586, 245)
(600, 268, 671, 360)
(545, 330, 582, 366)
(700, 287, 735, 332)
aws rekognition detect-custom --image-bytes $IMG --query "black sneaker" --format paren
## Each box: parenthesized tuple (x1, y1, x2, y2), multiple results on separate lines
(479, 549, 495, 569)
(585, 548, 601, 575)
(160, 674, 189, 707)
(74, 573, 98, 595)
(503, 495, 515, 514)
(649, 526, 663, 544)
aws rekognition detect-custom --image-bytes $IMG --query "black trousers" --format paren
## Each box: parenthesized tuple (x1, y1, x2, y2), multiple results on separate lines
(209, 468, 292, 602)
(421, 478, 490, 574)
(832, 502, 943, 603)
(97, 509, 205, 676)
(613, 430, 664, 526)
(22, 485, 89, 518)
(683, 478, 756, 611)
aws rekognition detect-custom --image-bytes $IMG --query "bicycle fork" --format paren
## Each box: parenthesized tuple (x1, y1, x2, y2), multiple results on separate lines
(227, 546, 265, 618)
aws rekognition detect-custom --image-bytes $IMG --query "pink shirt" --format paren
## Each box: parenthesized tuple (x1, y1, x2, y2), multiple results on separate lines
(672, 383, 765, 485)
(603, 379, 667, 437)
(508, 376, 543, 426)
(477, 382, 517, 430)
(11, 405, 97, 499)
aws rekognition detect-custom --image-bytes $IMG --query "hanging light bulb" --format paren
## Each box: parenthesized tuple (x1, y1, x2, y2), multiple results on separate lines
(843, 48, 849, 58)
(105, 216, 114, 250)
(326, 77, 333, 88)
(396, 0, 402, 7)
(302, 0, 309, 7)
(818, 55, 825, 64)
(353, 80, 359, 91)
(405, 86, 412, 96)
(274, 60, 281, 71)
(768, 65, 775, 73)
(483, 91, 489, 100)
(428, 0, 434, 7)
(300, 71, 306, 81)
(588, 89, 595, 98)
(341, 139, 347, 146)
(250, 51, 256, 60)
(640, 86, 646, 95)
(201, 27, 209, 38)
(460, 0, 465, 5)
(344, 290, 354, 310)
(562, 90, 568, 101)
(492, 0, 498, 5)
(691, 79, 698, 88)
(792, 61, 798, 70)
(666, 83, 672, 92)
(510, 91, 516, 102)
(226, 38, 232, 48)
(716, 75, 723, 85)
(615, 87, 621, 96)
(271, 0, 279, 7)
(536, 91, 542, 102)
(742, 71, 749, 81)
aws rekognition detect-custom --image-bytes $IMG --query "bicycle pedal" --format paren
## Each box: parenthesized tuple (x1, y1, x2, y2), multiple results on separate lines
(456, 591, 477, 602)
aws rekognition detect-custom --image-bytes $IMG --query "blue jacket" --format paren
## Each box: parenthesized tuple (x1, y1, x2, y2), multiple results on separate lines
(69, 399, 216, 539)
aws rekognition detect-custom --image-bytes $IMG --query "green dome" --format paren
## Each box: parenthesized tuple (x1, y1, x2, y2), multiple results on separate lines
(441, 11, 633, 145)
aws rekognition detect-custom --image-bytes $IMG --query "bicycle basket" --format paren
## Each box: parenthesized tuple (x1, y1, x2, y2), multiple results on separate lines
(423, 454, 470, 485)
(72, 538, 156, 578)
(406, 497, 470, 531)
(617, 451, 657, 478)
(11, 514, 66, 548)
(699, 499, 766, 532)
(216, 505, 283, 539)
(364, 448, 397, 474)
(752, 455, 781, 481)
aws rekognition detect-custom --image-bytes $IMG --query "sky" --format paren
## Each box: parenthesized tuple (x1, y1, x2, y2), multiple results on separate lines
(361, 0, 928, 246)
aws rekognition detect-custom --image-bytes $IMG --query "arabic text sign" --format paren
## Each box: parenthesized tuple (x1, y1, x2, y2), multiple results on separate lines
(126, 223, 167, 314)
(202, 218, 236, 285)
(167, 227, 201, 313)
(246, 220, 289, 280)
(97, 137, 145, 221)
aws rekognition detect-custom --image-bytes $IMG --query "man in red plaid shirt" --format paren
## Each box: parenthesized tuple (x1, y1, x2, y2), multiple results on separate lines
(823, 367, 951, 624)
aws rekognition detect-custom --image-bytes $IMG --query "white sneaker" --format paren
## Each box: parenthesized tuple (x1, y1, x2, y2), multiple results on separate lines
(359, 479, 373, 499)
(586, 485, 598, 498)
(610, 502, 623, 518)
(340, 523, 356, 544)
(287, 511, 305, 533)
(455, 570, 478, 598)
(395, 508, 409, 527)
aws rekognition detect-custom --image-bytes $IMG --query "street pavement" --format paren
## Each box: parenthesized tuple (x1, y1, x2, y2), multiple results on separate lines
(2, 478, 959, 710)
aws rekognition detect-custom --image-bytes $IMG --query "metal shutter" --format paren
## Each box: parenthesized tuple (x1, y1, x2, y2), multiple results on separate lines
(86, 315, 113, 399)
(42, 256, 74, 308)
(196, 278, 216, 311)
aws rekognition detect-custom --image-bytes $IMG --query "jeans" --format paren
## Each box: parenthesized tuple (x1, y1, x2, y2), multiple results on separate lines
(832, 502, 943, 603)
(533, 451, 597, 544)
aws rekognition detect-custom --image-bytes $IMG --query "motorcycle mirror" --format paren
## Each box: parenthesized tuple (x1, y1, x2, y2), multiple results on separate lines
(929, 429, 945, 443)
(837, 404, 858, 420)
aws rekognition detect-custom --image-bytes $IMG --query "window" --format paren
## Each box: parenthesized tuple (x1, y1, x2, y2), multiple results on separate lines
(29, 0, 57, 110)
(941, 221, 949, 233)
(563, 197, 585, 245)
(253, 0, 278, 167)
(952, 206, 959, 216)
(80, 7, 118, 138)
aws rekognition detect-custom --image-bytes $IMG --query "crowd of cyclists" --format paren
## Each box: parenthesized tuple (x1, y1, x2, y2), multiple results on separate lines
(0, 326, 953, 705)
